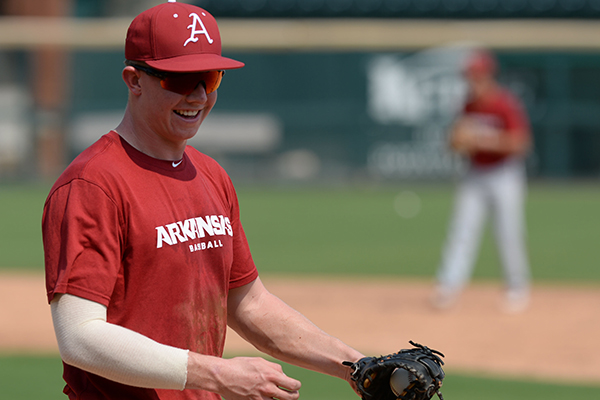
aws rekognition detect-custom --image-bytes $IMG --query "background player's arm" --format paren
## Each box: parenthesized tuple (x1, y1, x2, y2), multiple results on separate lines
(225, 277, 364, 383)
(449, 116, 531, 156)
(471, 127, 530, 155)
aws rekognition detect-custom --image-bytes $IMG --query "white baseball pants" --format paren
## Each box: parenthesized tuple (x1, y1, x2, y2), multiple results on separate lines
(436, 158, 531, 293)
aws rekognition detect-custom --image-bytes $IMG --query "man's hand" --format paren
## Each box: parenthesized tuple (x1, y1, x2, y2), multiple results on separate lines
(186, 353, 301, 400)
(449, 117, 479, 154)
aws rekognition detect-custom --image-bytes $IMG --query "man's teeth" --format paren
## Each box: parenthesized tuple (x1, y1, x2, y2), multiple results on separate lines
(175, 110, 199, 117)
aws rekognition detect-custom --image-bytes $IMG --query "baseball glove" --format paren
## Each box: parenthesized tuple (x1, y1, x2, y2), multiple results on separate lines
(343, 341, 445, 400)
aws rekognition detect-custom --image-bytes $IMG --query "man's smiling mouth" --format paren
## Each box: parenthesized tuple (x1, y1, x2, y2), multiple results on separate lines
(174, 110, 200, 118)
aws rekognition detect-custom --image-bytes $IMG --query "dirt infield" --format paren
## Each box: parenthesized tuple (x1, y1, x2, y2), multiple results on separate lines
(1, 272, 599, 386)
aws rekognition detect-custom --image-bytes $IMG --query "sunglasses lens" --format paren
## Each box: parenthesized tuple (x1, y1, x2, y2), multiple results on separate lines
(160, 71, 224, 95)
(204, 71, 224, 94)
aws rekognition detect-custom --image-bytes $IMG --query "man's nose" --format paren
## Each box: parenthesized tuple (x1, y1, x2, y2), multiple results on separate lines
(186, 81, 208, 102)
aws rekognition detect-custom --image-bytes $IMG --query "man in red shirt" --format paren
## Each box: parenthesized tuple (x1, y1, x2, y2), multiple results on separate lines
(42, 2, 363, 399)
(432, 49, 532, 313)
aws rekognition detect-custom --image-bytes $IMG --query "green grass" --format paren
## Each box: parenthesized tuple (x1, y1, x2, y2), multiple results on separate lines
(237, 183, 600, 282)
(0, 183, 50, 270)
(0, 355, 65, 399)
(524, 184, 600, 281)
(238, 185, 450, 277)
(2, 355, 598, 400)
(1, 182, 599, 282)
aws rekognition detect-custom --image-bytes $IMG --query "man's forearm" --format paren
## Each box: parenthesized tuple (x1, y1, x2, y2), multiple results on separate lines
(228, 278, 363, 380)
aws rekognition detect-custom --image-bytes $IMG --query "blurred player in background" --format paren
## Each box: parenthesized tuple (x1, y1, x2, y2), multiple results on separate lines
(432, 48, 532, 313)
(42, 2, 363, 399)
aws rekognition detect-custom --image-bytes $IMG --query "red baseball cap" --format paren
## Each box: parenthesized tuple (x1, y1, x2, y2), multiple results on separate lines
(125, 0, 244, 72)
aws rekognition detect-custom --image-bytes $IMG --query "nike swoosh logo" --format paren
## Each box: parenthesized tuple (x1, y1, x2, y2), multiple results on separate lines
(172, 160, 183, 168)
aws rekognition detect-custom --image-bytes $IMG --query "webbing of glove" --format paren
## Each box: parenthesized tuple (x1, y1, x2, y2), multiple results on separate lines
(343, 341, 445, 400)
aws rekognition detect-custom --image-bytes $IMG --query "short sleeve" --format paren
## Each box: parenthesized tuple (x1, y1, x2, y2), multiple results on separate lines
(502, 93, 530, 135)
(43, 179, 123, 306)
(223, 178, 258, 290)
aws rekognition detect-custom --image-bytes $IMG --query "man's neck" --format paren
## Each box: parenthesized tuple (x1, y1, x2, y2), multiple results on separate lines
(115, 110, 186, 161)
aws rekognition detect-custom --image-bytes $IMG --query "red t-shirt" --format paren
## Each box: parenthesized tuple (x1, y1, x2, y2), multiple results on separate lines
(463, 87, 530, 167)
(43, 131, 259, 399)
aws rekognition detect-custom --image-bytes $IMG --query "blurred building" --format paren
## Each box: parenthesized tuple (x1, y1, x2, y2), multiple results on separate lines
(1, 0, 600, 182)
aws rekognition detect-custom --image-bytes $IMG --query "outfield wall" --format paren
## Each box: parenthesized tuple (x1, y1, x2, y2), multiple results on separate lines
(58, 48, 600, 180)
(0, 17, 600, 181)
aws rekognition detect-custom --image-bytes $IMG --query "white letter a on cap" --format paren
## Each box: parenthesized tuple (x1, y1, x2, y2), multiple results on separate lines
(184, 13, 214, 46)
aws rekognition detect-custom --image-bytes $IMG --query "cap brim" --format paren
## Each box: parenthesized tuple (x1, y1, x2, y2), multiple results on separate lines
(146, 53, 244, 72)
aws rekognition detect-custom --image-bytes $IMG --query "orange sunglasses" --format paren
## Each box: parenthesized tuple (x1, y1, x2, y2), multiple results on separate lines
(126, 61, 224, 95)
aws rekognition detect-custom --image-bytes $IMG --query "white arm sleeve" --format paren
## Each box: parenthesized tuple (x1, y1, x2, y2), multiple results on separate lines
(51, 293, 189, 390)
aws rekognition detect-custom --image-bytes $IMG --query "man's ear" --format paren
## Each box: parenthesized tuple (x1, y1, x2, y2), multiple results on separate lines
(122, 66, 142, 96)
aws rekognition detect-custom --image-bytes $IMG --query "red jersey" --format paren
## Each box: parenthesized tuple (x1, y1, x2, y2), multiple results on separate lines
(463, 87, 530, 167)
(43, 131, 259, 400)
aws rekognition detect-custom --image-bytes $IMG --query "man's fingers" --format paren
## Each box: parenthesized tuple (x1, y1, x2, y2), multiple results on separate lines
(263, 360, 300, 391)
(271, 385, 300, 400)
(277, 376, 301, 392)
(268, 369, 301, 400)
(217, 357, 302, 400)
